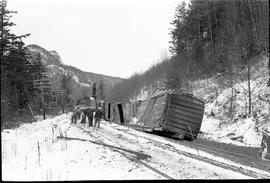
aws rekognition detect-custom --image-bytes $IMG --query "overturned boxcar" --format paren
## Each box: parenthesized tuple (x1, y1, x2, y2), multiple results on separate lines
(104, 102, 112, 121)
(111, 102, 125, 125)
(128, 92, 204, 139)
(104, 102, 125, 125)
(104, 101, 141, 125)
(122, 101, 141, 125)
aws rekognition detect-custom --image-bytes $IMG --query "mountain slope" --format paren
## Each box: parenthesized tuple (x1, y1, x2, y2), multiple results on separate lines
(119, 55, 269, 148)
(26, 44, 124, 101)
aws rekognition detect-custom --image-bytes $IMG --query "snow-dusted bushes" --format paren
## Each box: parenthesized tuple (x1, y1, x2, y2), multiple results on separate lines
(198, 57, 269, 147)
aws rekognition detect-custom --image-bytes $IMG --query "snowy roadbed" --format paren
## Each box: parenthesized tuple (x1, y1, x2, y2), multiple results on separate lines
(93, 120, 270, 178)
(1, 113, 268, 180)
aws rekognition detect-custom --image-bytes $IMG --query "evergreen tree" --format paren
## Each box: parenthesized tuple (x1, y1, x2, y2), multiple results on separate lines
(29, 52, 48, 97)
(169, 1, 189, 55)
(1, 0, 30, 123)
(59, 74, 73, 113)
(5, 46, 34, 108)
(92, 82, 97, 100)
(97, 80, 105, 100)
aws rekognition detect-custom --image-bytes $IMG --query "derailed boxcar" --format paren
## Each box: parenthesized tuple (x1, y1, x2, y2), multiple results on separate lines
(122, 101, 141, 125)
(104, 102, 112, 121)
(128, 92, 204, 139)
(108, 102, 125, 125)
(122, 102, 133, 125)
(105, 101, 140, 125)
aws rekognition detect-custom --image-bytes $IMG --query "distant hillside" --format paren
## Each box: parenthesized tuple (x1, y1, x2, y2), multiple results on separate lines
(26, 44, 124, 101)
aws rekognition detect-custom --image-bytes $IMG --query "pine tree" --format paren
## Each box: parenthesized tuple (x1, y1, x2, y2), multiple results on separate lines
(169, 1, 189, 56)
(92, 82, 97, 100)
(1, 1, 25, 122)
(97, 80, 105, 100)
(1, 0, 32, 124)
(33, 69, 51, 119)
(31, 53, 50, 96)
(59, 74, 73, 113)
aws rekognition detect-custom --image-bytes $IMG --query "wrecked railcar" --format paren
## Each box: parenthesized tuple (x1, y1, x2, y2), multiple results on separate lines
(111, 102, 125, 125)
(104, 101, 141, 125)
(122, 101, 141, 125)
(104, 102, 112, 121)
(128, 92, 205, 139)
(104, 102, 125, 125)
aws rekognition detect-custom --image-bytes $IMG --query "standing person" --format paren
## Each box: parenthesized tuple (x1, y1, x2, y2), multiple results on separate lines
(76, 107, 82, 120)
(71, 105, 80, 124)
(71, 111, 77, 124)
(94, 107, 103, 128)
(261, 132, 270, 161)
(80, 108, 86, 124)
(85, 108, 94, 127)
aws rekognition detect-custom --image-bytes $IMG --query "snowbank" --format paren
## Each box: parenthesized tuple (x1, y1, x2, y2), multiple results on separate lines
(200, 117, 263, 147)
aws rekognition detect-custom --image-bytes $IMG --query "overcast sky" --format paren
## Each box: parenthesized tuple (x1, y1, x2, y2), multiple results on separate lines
(7, 0, 188, 79)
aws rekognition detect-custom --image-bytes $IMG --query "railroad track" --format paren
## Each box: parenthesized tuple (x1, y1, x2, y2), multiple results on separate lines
(71, 123, 270, 179)
(145, 138, 270, 179)
(107, 123, 270, 175)
(106, 123, 270, 178)
(70, 124, 174, 179)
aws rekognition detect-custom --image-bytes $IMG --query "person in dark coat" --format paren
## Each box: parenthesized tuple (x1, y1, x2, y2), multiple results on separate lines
(94, 107, 103, 128)
(261, 132, 270, 161)
(71, 112, 77, 124)
(71, 106, 81, 124)
(85, 107, 94, 127)
(80, 108, 87, 124)
(76, 108, 82, 120)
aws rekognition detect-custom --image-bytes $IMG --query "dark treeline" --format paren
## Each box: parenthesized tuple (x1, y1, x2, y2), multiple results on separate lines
(0, 0, 75, 128)
(108, 0, 269, 115)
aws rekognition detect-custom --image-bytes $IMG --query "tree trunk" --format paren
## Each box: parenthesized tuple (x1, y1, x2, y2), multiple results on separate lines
(43, 106, 46, 120)
(268, 58, 270, 87)
(28, 103, 35, 120)
(247, 0, 260, 50)
(229, 73, 234, 114)
(247, 64, 252, 115)
(207, 3, 214, 52)
(61, 104, 65, 114)
(41, 81, 46, 119)
(0, 3, 4, 61)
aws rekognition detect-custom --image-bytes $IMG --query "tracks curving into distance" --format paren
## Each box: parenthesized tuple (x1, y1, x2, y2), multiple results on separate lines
(68, 122, 270, 179)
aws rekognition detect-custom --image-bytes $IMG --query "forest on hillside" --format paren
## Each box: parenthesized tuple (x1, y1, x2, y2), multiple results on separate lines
(0, 0, 87, 127)
(108, 0, 269, 109)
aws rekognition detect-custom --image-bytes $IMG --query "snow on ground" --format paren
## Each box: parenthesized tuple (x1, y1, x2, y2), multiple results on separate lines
(200, 116, 263, 147)
(196, 56, 270, 147)
(99, 121, 270, 178)
(1, 115, 163, 180)
(2, 114, 267, 180)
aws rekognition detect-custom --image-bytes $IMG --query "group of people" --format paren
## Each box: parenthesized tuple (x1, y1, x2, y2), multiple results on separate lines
(71, 105, 103, 128)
